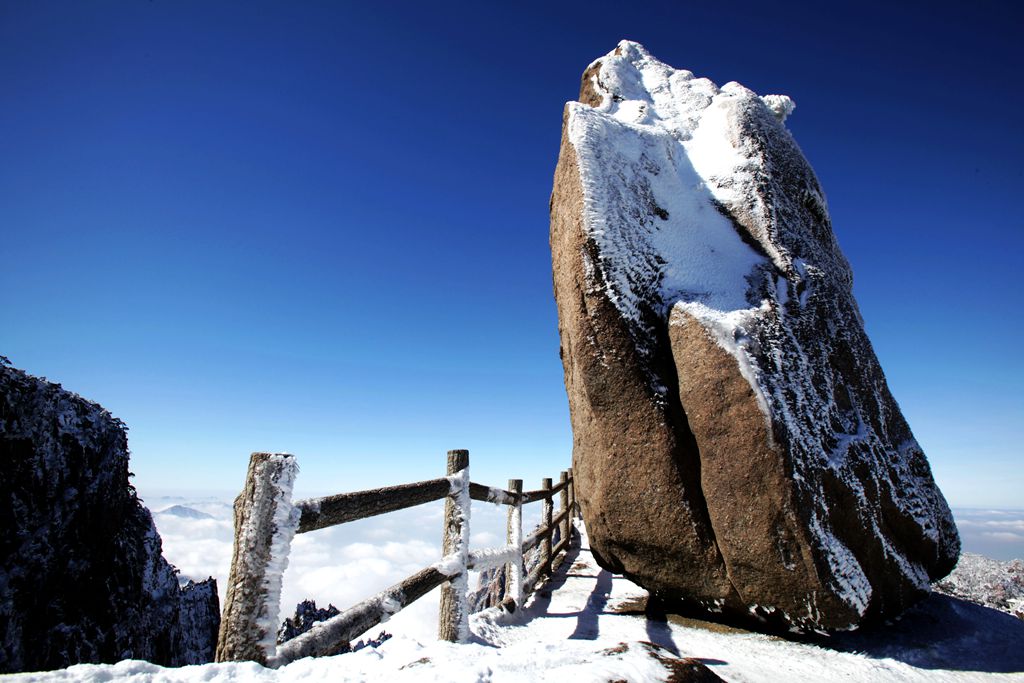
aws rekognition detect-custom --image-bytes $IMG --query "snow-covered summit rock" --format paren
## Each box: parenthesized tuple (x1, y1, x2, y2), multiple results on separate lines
(550, 41, 959, 631)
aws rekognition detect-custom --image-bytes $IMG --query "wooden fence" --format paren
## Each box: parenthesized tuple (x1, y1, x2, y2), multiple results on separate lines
(215, 450, 579, 667)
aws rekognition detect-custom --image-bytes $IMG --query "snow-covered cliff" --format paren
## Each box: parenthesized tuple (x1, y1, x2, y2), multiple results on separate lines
(0, 359, 219, 672)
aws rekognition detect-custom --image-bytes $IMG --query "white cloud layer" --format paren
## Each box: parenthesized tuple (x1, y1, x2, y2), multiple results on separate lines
(952, 509, 1024, 562)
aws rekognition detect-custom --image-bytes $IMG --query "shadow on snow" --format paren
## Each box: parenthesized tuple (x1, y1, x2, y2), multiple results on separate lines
(511, 534, 1023, 675)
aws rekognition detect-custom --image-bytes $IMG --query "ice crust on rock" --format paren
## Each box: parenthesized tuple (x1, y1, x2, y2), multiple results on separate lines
(553, 41, 960, 630)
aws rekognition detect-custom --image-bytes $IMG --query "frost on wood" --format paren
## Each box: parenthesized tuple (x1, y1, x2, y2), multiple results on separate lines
(505, 480, 525, 610)
(438, 450, 470, 642)
(215, 452, 299, 664)
(258, 456, 301, 654)
(0, 361, 219, 673)
(551, 40, 959, 630)
(483, 486, 517, 506)
(468, 545, 519, 571)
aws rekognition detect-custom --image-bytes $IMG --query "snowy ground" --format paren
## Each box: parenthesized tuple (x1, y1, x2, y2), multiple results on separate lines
(9, 522, 1023, 682)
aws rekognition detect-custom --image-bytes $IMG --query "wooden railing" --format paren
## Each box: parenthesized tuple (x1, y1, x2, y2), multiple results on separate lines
(215, 450, 579, 667)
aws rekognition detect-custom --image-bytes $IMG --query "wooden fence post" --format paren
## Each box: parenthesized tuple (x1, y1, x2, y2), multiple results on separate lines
(438, 449, 470, 642)
(567, 466, 577, 519)
(541, 477, 553, 577)
(505, 479, 524, 608)
(216, 453, 300, 665)
(559, 470, 570, 546)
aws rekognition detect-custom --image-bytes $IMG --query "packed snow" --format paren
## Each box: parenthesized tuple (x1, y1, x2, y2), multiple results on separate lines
(9, 521, 1023, 681)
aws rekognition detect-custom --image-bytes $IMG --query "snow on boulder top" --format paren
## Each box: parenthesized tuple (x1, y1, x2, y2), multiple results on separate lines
(551, 41, 959, 631)
(565, 40, 840, 409)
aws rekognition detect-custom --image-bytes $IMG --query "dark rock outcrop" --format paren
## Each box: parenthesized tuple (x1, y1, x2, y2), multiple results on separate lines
(0, 358, 219, 672)
(277, 600, 391, 654)
(277, 600, 341, 644)
(550, 42, 959, 630)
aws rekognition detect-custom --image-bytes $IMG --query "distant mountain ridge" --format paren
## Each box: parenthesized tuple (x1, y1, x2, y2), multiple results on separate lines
(157, 505, 217, 521)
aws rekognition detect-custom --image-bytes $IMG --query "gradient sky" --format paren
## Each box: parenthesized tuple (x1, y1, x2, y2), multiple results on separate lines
(2, 1, 1021, 507)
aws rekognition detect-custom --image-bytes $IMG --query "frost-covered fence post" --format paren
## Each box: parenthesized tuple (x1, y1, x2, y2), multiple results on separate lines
(216, 452, 300, 665)
(559, 470, 570, 544)
(438, 449, 470, 643)
(504, 479, 524, 609)
(541, 477, 553, 577)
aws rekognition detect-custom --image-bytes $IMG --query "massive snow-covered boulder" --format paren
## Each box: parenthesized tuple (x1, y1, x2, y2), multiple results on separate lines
(550, 41, 959, 630)
(0, 359, 219, 672)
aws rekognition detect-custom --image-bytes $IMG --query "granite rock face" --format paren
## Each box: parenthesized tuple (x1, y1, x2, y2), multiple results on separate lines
(0, 359, 219, 672)
(550, 41, 960, 630)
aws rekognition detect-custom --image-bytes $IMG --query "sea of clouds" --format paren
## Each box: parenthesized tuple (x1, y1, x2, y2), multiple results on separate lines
(952, 509, 1024, 562)
(145, 491, 1023, 644)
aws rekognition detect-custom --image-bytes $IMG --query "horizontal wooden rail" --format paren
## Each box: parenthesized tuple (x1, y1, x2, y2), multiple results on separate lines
(468, 479, 571, 506)
(271, 564, 452, 667)
(522, 526, 545, 555)
(522, 507, 569, 555)
(522, 553, 548, 596)
(467, 544, 518, 571)
(296, 478, 451, 533)
(521, 479, 569, 504)
(469, 482, 517, 505)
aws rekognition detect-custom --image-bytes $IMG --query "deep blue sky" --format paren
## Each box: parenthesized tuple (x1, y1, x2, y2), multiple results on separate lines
(2, 1, 1021, 506)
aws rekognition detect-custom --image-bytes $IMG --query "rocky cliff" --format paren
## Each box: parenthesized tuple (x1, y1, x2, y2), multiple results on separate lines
(0, 358, 219, 672)
(550, 41, 959, 630)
